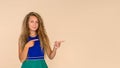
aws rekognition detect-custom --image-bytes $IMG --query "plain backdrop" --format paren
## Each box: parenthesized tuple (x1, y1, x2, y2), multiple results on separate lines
(0, 0, 120, 68)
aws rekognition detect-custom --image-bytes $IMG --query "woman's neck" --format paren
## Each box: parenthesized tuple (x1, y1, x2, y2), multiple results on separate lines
(30, 31, 37, 37)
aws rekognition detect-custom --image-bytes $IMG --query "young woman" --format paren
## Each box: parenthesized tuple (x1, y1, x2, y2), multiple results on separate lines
(18, 12, 64, 68)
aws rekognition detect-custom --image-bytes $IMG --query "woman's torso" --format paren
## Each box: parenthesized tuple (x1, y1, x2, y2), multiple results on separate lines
(27, 35, 44, 60)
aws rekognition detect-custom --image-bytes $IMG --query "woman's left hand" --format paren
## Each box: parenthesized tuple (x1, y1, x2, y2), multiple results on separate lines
(54, 40, 64, 49)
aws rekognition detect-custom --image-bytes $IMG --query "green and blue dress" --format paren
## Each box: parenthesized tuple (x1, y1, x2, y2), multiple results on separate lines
(21, 35, 48, 68)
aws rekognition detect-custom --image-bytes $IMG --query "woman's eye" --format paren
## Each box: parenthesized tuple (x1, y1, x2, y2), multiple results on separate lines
(36, 21, 38, 23)
(31, 21, 34, 23)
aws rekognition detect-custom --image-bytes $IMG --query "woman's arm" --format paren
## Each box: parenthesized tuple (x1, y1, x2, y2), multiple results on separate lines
(18, 39, 38, 62)
(46, 41, 64, 60)
(18, 45, 29, 62)
(46, 46, 57, 60)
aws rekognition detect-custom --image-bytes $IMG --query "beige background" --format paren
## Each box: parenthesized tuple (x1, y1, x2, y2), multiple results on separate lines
(0, 0, 120, 68)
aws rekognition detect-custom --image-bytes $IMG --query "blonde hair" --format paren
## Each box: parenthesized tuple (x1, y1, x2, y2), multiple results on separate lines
(19, 12, 50, 52)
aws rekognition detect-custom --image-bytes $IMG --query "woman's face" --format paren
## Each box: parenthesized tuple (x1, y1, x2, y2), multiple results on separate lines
(28, 16, 39, 32)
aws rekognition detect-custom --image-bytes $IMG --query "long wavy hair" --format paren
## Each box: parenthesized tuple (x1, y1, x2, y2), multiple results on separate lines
(19, 12, 50, 52)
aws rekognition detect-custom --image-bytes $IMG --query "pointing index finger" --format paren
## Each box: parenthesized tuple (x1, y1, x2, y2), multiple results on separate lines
(32, 39, 39, 41)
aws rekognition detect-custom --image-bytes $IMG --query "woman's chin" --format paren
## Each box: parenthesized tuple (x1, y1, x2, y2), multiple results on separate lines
(31, 29, 37, 31)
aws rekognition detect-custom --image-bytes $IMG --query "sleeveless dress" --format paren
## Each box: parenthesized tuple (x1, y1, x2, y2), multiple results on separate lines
(21, 35, 48, 68)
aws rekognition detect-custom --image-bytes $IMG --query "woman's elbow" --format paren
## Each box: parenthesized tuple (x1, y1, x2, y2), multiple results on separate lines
(19, 57, 25, 63)
(49, 57, 53, 60)
(49, 56, 54, 60)
(20, 59, 24, 63)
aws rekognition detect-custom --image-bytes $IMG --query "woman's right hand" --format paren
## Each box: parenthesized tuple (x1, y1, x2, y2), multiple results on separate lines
(25, 39, 39, 48)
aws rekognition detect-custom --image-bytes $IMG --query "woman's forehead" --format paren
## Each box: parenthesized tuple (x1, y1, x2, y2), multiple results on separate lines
(29, 16, 38, 20)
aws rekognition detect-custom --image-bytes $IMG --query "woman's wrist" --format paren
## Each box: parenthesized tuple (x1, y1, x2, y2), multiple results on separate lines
(54, 45, 58, 49)
(53, 46, 58, 51)
(25, 44, 29, 49)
